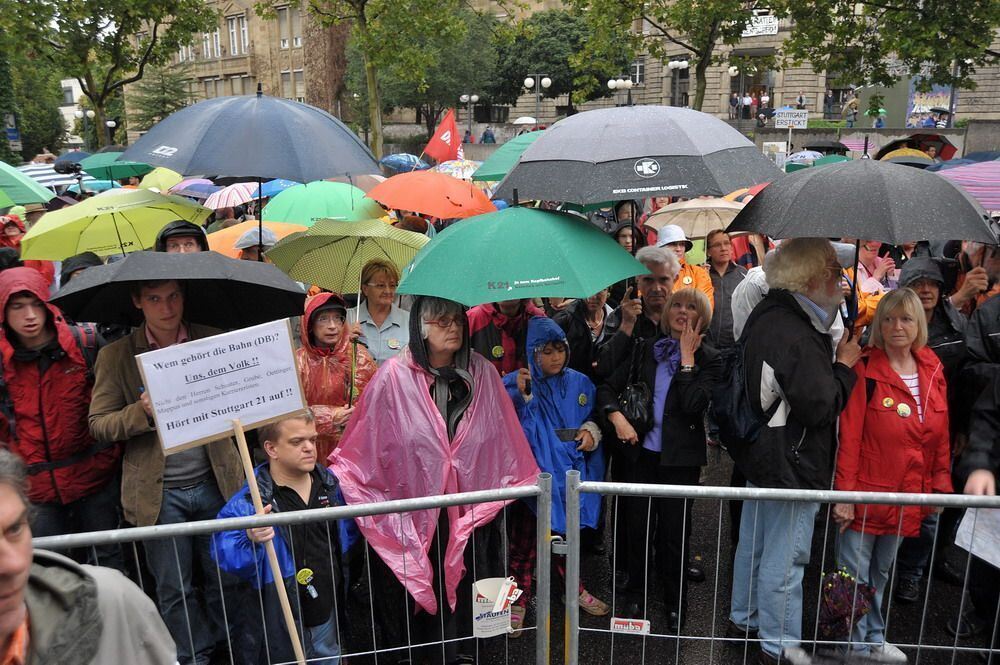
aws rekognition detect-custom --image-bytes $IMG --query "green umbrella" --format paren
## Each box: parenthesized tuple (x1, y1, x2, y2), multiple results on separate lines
(0, 161, 54, 205)
(471, 131, 543, 182)
(21, 188, 211, 260)
(80, 152, 155, 181)
(813, 154, 852, 167)
(266, 217, 428, 293)
(0, 189, 15, 210)
(397, 207, 648, 307)
(262, 181, 385, 226)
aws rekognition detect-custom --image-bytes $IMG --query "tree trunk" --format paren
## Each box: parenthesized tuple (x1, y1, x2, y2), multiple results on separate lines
(692, 56, 710, 111)
(92, 99, 109, 148)
(362, 53, 383, 158)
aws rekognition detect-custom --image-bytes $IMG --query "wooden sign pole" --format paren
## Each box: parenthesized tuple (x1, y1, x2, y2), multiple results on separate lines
(232, 418, 307, 665)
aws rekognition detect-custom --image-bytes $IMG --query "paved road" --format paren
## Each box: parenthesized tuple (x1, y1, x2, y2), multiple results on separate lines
(341, 449, 995, 664)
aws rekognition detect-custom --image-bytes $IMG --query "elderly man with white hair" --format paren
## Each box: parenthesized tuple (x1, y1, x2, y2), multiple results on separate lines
(727, 237, 862, 665)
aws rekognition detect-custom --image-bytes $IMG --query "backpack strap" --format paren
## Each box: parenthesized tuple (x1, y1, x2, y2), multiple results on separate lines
(0, 360, 14, 443)
(69, 323, 103, 380)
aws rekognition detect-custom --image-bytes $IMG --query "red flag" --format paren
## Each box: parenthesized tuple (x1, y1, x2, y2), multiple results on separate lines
(423, 109, 460, 163)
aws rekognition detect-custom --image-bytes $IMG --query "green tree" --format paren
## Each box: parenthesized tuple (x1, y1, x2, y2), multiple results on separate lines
(129, 64, 192, 131)
(778, 1, 1000, 100)
(275, 0, 470, 157)
(73, 93, 126, 151)
(488, 9, 627, 112)
(0, 46, 19, 165)
(346, 10, 497, 139)
(9, 46, 67, 160)
(569, 0, 763, 111)
(4, 0, 216, 148)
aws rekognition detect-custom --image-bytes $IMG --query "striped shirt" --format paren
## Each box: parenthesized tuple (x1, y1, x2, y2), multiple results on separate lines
(899, 372, 923, 422)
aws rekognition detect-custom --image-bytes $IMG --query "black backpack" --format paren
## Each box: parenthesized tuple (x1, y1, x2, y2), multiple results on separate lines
(711, 309, 777, 450)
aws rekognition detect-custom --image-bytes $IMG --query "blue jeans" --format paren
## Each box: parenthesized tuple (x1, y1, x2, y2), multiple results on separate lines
(32, 475, 124, 572)
(144, 479, 238, 665)
(730, 484, 819, 658)
(895, 512, 939, 584)
(835, 528, 901, 652)
(305, 615, 341, 664)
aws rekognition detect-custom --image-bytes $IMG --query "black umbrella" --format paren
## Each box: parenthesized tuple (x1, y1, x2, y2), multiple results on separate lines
(803, 139, 849, 154)
(119, 88, 379, 183)
(726, 159, 996, 243)
(51, 250, 306, 329)
(493, 105, 781, 204)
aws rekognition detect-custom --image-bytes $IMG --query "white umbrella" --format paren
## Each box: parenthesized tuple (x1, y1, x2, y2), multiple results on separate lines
(512, 116, 538, 126)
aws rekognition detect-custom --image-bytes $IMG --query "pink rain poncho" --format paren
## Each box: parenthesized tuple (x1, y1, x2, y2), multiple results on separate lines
(329, 347, 540, 614)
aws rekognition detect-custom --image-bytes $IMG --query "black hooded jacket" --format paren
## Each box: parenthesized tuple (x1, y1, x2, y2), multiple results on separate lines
(407, 296, 475, 440)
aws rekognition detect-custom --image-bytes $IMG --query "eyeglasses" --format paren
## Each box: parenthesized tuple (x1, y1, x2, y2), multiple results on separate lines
(425, 317, 464, 330)
(315, 313, 345, 325)
(365, 282, 398, 291)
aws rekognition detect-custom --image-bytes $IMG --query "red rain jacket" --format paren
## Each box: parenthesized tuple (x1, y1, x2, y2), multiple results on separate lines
(466, 301, 546, 376)
(0, 267, 119, 504)
(835, 346, 952, 537)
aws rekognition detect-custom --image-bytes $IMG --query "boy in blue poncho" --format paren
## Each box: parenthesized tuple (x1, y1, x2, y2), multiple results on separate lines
(503, 316, 609, 634)
(211, 409, 354, 665)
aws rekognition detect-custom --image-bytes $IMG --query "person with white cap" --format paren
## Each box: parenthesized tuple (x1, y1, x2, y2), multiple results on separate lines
(233, 226, 278, 261)
(656, 224, 714, 306)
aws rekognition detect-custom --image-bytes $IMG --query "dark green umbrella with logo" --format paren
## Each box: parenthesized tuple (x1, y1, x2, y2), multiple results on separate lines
(493, 105, 781, 204)
(397, 207, 648, 306)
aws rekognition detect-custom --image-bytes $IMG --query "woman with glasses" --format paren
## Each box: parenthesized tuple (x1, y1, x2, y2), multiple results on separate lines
(330, 295, 539, 664)
(295, 292, 376, 461)
(347, 258, 410, 365)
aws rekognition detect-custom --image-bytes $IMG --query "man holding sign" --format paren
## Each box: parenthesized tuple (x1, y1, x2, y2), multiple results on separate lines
(212, 409, 348, 665)
(88, 278, 243, 665)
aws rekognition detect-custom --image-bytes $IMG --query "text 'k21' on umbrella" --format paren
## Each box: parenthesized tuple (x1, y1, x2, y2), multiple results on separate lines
(494, 105, 782, 204)
(51, 250, 306, 330)
(397, 207, 649, 307)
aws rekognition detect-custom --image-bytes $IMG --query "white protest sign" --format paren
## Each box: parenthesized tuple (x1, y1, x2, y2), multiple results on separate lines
(956, 508, 1000, 571)
(472, 577, 521, 638)
(137, 319, 306, 453)
(773, 109, 809, 129)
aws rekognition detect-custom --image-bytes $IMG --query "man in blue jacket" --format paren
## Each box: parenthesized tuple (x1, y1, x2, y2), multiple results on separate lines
(212, 409, 346, 665)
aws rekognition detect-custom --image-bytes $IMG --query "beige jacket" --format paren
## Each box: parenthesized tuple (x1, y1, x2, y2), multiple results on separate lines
(88, 322, 242, 527)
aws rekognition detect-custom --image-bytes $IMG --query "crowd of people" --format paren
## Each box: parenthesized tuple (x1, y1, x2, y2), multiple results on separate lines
(0, 187, 997, 665)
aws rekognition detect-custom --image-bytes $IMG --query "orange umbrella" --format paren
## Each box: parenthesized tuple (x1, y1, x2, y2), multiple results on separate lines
(326, 173, 386, 193)
(366, 171, 496, 219)
(723, 182, 770, 203)
(208, 220, 307, 258)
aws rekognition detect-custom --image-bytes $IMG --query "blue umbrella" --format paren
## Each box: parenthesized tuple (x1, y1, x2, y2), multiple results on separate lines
(379, 153, 430, 172)
(119, 87, 378, 183)
(171, 182, 222, 200)
(252, 178, 299, 199)
(54, 150, 91, 166)
(67, 180, 122, 193)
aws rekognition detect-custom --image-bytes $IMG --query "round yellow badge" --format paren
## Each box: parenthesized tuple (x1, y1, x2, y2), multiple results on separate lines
(682, 276, 693, 285)
(882, 397, 894, 408)
(296, 568, 314, 586)
(387, 337, 400, 350)
(491, 345, 504, 358)
(896, 403, 912, 418)
(578, 393, 588, 406)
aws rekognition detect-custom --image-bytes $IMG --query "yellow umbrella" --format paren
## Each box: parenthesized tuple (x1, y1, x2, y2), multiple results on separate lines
(139, 167, 184, 191)
(208, 220, 308, 258)
(21, 189, 210, 260)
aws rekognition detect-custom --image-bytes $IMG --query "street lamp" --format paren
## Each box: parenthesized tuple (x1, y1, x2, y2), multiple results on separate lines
(667, 60, 690, 107)
(523, 75, 552, 126)
(105, 120, 117, 146)
(74, 109, 96, 150)
(607, 76, 635, 106)
(459, 93, 479, 142)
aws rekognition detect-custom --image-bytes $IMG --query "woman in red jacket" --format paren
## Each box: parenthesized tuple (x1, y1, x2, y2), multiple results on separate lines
(833, 288, 951, 662)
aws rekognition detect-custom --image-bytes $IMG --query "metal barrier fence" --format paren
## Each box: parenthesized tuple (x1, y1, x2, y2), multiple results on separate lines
(564, 470, 1000, 665)
(34, 473, 553, 665)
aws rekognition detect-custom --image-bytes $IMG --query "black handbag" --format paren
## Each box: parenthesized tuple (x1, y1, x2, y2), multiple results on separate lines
(617, 340, 653, 435)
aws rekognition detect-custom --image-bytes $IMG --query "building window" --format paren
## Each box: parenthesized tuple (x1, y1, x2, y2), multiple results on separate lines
(215, 79, 225, 98)
(241, 15, 249, 53)
(280, 71, 292, 99)
(61, 86, 75, 106)
(227, 14, 247, 55)
(293, 70, 305, 102)
(212, 30, 222, 58)
(178, 45, 188, 63)
(202, 33, 211, 58)
(277, 7, 290, 49)
(291, 9, 302, 47)
(630, 59, 645, 85)
(135, 32, 147, 49)
(670, 68, 690, 108)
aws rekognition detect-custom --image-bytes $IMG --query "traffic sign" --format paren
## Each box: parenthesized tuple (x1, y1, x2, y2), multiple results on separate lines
(773, 110, 809, 129)
(7, 140, 21, 152)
